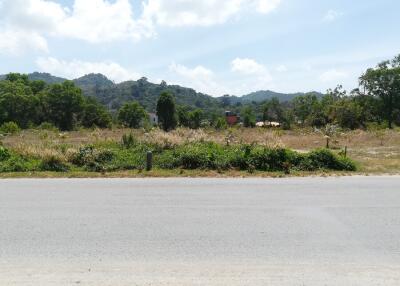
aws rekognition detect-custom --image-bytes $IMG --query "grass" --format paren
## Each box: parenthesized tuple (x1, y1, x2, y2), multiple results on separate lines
(0, 168, 360, 179)
(1, 126, 399, 177)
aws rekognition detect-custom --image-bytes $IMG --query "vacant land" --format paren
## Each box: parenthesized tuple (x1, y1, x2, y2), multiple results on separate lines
(1, 127, 399, 176)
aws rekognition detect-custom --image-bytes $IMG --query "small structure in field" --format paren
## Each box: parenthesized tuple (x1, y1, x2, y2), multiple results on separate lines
(256, 121, 281, 128)
(225, 111, 240, 126)
(148, 113, 159, 126)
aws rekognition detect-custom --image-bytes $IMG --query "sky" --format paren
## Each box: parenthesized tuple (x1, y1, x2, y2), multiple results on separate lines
(0, 0, 399, 96)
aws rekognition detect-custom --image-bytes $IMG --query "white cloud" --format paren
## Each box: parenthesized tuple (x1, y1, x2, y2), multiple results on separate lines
(319, 69, 348, 82)
(230, 58, 273, 94)
(0, 30, 48, 55)
(0, 0, 152, 55)
(142, 0, 281, 27)
(168, 62, 227, 96)
(276, 64, 288, 72)
(36, 57, 139, 82)
(256, 0, 281, 14)
(59, 0, 151, 43)
(0, 0, 281, 55)
(231, 58, 267, 75)
(323, 10, 343, 22)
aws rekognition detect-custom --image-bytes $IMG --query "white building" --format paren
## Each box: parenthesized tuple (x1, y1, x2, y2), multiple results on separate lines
(256, 121, 281, 128)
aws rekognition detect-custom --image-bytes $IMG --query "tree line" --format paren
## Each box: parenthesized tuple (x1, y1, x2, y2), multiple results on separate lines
(1, 55, 399, 132)
(227, 54, 400, 130)
(0, 73, 111, 131)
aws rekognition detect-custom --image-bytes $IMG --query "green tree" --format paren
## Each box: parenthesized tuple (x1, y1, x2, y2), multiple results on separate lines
(293, 93, 319, 125)
(242, 106, 256, 128)
(360, 55, 400, 128)
(81, 98, 112, 128)
(157, 92, 178, 132)
(263, 98, 284, 123)
(177, 105, 191, 127)
(214, 117, 228, 130)
(328, 99, 363, 130)
(42, 81, 85, 131)
(0, 77, 40, 128)
(188, 109, 203, 129)
(118, 101, 147, 128)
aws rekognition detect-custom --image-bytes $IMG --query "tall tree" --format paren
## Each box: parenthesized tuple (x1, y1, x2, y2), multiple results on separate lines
(0, 76, 40, 128)
(293, 93, 319, 125)
(157, 92, 178, 132)
(42, 81, 85, 131)
(360, 55, 400, 128)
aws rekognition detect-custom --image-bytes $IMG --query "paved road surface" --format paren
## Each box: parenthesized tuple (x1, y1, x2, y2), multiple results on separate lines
(1, 177, 400, 285)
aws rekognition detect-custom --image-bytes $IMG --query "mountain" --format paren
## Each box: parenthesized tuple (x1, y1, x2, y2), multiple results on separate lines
(80, 76, 220, 112)
(224, 90, 323, 104)
(28, 72, 67, 84)
(1, 72, 323, 111)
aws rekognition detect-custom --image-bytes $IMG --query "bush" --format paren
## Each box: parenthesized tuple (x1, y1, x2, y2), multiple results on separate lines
(0, 146, 10, 161)
(71, 146, 96, 166)
(121, 133, 138, 149)
(38, 122, 59, 132)
(70, 146, 115, 172)
(39, 155, 69, 172)
(0, 122, 20, 135)
(166, 142, 227, 170)
(299, 149, 357, 171)
(0, 156, 35, 172)
(36, 141, 358, 173)
(157, 143, 356, 172)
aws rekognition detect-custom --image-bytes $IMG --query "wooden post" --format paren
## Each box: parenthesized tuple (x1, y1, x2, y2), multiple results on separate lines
(325, 136, 330, 149)
(146, 151, 153, 171)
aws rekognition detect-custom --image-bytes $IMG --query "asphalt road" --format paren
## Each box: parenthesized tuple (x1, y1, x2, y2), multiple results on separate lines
(1, 177, 400, 285)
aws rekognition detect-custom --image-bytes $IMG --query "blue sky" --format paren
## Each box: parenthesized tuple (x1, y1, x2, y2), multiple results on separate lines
(0, 0, 399, 96)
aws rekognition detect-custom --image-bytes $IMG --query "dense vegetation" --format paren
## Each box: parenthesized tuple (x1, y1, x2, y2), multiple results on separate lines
(2, 55, 398, 133)
(0, 136, 356, 173)
(0, 55, 399, 174)
(0, 74, 111, 131)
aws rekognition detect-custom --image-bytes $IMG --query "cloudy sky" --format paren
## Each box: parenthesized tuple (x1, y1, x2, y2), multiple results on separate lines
(0, 0, 399, 96)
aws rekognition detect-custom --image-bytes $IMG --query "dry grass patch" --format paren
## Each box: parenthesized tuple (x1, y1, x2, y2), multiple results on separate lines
(2, 127, 400, 175)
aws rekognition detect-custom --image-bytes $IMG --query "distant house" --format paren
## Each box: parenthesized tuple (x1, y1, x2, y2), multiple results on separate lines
(225, 111, 239, 126)
(149, 113, 159, 126)
(256, 121, 281, 128)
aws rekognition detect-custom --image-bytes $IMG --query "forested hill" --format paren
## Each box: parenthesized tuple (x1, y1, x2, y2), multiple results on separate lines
(0, 72, 322, 111)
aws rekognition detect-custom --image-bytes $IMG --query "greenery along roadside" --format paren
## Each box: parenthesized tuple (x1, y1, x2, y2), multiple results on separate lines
(0, 138, 356, 174)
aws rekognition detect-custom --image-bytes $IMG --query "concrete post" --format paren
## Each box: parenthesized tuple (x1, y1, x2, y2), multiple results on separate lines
(146, 151, 153, 171)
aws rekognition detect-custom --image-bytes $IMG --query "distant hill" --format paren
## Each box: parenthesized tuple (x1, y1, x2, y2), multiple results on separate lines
(28, 72, 67, 84)
(1, 72, 323, 111)
(224, 90, 323, 104)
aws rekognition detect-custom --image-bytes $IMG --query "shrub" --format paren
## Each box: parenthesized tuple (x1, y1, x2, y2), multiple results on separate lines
(71, 145, 95, 166)
(157, 143, 356, 172)
(169, 142, 226, 170)
(38, 122, 59, 132)
(299, 149, 356, 171)
(70, 145, 115, 172)
(39, 155, 69, 172)
(0, 122, 20, 135)
(0, 156, 32, 172)
(0, 146, 10, 161)
(121, 133, 138, 149)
